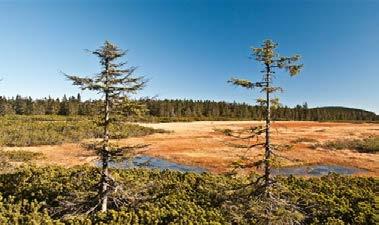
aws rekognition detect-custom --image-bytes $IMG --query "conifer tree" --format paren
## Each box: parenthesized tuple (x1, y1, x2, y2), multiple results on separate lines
(65, 41, 146, 212)
(228, 40, 302, 190)
(224, 39, 304, 224)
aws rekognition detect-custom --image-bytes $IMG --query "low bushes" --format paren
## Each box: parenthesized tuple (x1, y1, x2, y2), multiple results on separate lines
(0, 115, 167, 147)
(0, 166, 375, 224)
(316, 136, 379, 153)
(0, 150, 43, 162)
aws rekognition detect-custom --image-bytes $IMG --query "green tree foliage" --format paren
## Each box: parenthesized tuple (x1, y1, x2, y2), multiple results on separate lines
(0, 166, 375, 224)
(65, 41, 147, 212)
(0, 97, 377, 121)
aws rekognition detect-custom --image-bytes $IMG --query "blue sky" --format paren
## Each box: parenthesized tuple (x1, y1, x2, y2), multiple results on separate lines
(0, 0, 378, 113)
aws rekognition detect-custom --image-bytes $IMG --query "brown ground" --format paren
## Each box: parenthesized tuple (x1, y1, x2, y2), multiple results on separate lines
(6, 121, 379, 176)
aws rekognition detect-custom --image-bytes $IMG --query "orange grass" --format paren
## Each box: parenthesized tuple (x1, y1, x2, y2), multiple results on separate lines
(8, 121, 379, 177)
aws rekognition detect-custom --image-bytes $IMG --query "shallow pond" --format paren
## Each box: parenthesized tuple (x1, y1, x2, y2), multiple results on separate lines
(104, 156, 365, 176)
(272, 164, 366, 176)
(106, 156, 207, 173)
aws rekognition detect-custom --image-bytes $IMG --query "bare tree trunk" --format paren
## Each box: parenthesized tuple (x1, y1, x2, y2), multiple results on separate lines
(101, 91, 110, 212)
(264, 63, 272, 189)
(101, 62, 110, 212)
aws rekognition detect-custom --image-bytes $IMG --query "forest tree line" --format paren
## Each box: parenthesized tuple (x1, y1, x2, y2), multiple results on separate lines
(0, 95, 377, 121)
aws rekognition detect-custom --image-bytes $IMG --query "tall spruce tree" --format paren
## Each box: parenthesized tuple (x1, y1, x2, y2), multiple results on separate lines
(65, 41, 146, 212)
(224, 40, 304, 224)
(229, 40, 302, 190)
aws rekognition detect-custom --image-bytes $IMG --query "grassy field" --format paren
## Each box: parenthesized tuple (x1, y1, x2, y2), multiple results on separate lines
(2, 118, 377, 176)
(127, 121, 379, 176)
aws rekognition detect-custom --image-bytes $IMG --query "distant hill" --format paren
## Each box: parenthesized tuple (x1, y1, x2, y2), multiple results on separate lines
(0, 96, 377, 122)
(313, 106, 378, 120)
(297, 106, 378, 121)
(316, 106, 376, 112)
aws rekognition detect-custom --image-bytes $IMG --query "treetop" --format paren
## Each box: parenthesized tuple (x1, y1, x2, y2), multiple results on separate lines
(250, 39, 303, 76)
(93, 41, 126, 64)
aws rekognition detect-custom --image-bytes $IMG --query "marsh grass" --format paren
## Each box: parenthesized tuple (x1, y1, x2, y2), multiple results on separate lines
(315, 129, 326, 132)
(290, 137, 318, 144)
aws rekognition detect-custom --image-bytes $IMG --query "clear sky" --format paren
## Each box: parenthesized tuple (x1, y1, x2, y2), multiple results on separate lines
(0, 0, 378, 113)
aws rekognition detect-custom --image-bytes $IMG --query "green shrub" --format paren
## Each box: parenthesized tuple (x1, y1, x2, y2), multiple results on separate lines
(0, 166, 375, 224)
(0, 150, 43, 162)
(0, 115, 167, 147)
(357, 136, 379, 153)
(316, 136, 379, 153)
